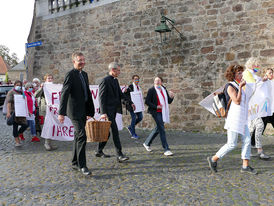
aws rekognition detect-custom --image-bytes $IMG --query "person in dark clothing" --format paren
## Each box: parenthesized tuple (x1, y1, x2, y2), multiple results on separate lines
(58, 52, 95, 176)
(6, 80, 28, 147)
(124, 74, 144, 139)
(96, 62, 135, 162)
(143, 77, 175, 156)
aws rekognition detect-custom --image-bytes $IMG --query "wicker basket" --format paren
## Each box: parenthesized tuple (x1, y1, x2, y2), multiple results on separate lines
(85, 118, 111, 142)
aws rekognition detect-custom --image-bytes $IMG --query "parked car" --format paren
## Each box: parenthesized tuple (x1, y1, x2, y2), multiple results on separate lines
(0, 85, 14, 106)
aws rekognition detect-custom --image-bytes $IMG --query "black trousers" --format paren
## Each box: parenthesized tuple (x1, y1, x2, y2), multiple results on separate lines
(13, 122, 28, 137)
(71, 118, 87, 168)
(98, 112, 123, 156)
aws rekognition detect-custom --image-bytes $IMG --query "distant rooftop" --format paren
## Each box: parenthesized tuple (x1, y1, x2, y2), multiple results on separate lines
(10, 60, 25, 71)
(0, 56, 10, 75)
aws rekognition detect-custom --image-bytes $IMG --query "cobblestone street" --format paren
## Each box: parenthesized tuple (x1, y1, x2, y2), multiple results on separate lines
(0, 110, 273, 205)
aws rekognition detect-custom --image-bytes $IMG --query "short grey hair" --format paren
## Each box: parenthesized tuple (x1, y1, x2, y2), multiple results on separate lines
(32, 78, 40, 83)
(108, 62, 119, 70)
(245, 57, 261, 70)
(25, 82, 33, 89)
(72, 52, 84, 61)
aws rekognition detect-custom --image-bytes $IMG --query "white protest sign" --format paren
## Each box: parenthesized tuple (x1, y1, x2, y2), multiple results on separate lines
(14, 95, 28, 117)
(130, 91, 145, 113)
(115, 113, 123, 131)
(199, 86, 224, 115)
(41, 84, 73, 141)
(42, 84, 125, 141)
(41, 105, 74, 141)
(248, 80, 274, 121)
(199, 81, 274, 121)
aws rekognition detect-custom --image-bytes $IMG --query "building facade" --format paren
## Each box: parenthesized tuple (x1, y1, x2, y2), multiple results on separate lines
(27, 0, 274, 133)
(8, 61, 27, 82)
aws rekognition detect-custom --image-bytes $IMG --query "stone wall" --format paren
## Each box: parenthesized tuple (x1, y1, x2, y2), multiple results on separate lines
(28, 0, 274, 133)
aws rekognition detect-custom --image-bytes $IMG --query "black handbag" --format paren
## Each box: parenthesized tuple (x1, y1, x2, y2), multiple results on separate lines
(7, 112, 15, 126)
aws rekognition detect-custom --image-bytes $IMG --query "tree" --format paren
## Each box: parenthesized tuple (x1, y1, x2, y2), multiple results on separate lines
(4, 72, 9, 83)
(0, 45, 19, 68)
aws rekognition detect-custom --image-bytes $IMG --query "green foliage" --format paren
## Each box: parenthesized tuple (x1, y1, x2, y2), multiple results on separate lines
(0, 45, 19, 67)
(4, 72, 9, 83)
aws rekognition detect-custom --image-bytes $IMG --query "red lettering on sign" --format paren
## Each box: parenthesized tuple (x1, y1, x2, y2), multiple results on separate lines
(52, 125, 55, 136)
(62, 126, 68, 136)
(49, 106, 58, 115)
(57, 126, 62, 136)
(69, 126, 74, 137)
(52, 92, 58, 105)
(91, 89, 98, 99)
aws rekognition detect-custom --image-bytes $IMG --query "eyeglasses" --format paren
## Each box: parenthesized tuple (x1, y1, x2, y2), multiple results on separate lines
(233, 65, 241, 69)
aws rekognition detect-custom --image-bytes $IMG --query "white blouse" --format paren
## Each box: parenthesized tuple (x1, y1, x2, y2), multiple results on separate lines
(224, 82, 253, 135)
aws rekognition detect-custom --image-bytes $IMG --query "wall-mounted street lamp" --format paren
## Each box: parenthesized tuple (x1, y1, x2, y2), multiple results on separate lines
(155, 15, 183, 44)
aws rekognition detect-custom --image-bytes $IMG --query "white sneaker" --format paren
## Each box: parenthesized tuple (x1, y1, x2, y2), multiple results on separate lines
(44, 143, 52, 151)
(143, 143, 152, 152)
(15, 142, 22, 147)
(259, 152, 270, 160)
(164, 150, 173, 156)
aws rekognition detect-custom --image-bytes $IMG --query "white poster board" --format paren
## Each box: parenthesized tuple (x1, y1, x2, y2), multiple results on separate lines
(199, 81, 274, 121)
(42, 84, 125, 141)
(130, 91, 145, 113)
(14, 95, 28, 117)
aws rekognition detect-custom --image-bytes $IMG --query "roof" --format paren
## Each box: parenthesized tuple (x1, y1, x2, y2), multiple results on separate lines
(10, 60, 25, 71)
(0, 56, 10, 75)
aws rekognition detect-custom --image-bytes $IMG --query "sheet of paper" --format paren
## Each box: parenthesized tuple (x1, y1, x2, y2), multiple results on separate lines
(130, 91, 145, 113)
(14, 95, 28, 117)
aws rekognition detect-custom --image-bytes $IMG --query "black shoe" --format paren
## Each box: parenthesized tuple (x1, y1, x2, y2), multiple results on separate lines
(72, 164, 79, 171)
(80, 167, 91, 176)
(117, 155, 129, 163)
(207, 157, 217, 173)
(95, 151, 111, 158)
(241, 166, 257, 175)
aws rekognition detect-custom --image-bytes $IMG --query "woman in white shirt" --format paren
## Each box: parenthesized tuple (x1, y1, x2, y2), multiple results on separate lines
(207, 65, 257, 174)
(244, 58, 270, 160)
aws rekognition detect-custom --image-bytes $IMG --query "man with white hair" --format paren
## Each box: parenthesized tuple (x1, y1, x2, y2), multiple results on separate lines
(97, 62, 135, 162)
(32, 78, 41, 92)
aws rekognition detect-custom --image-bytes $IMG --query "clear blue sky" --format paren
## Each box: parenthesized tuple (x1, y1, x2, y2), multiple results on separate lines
(0, 0, 35, 61)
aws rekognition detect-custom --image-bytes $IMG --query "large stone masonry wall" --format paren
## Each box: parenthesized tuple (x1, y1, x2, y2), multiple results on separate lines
(29, 0, 274, 133)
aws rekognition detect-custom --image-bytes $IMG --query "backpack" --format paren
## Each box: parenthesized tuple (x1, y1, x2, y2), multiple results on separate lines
(212, 83, 238, 118)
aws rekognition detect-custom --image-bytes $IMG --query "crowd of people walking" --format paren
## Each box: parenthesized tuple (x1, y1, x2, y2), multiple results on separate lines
(3, 53, 273, 176)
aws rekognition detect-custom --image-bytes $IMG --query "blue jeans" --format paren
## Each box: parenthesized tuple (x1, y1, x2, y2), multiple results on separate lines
(216, 125, 251, 160)
(27, 120, 36, 136)
(129, 111, 143, 135)
(144, 112, 169, 151)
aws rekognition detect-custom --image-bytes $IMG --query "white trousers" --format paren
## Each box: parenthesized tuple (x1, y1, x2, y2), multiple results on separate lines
(216, 125, 251, 160)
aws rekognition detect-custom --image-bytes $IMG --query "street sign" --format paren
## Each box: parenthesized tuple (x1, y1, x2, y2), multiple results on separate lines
(26, 41, 42, 48)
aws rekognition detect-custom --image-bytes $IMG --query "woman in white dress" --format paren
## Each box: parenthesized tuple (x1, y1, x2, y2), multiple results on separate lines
(207, 65, 257, 174)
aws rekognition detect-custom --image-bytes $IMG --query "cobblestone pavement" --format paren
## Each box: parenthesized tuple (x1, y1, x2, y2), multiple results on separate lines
(0, 110, 273, 206)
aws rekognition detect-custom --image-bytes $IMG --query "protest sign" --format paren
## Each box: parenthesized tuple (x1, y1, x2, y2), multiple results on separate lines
(41, 84, 125, 141)
(130, 91, 145, 113)
(14, 95, 28, 117)
(199, 81, 274, 121)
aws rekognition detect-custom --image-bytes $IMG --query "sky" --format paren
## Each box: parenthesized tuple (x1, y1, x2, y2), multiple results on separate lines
(0, 0, 35, 62)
